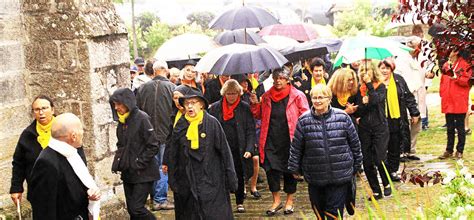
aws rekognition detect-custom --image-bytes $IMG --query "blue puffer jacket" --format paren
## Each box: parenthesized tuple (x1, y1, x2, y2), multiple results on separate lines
(288, 107, 363, 186)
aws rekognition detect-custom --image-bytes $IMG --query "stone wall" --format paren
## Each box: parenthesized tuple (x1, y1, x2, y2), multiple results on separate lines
(0, 0, 130, 218)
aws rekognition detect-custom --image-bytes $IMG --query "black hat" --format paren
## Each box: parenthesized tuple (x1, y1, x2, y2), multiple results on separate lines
(178, 90, 209, 109)
(134, 57, 145, 66)
(174, 85, 203, 97)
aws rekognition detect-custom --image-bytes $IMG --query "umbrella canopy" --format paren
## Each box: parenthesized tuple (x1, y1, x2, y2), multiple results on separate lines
(214, 29, 265, 45)
(334, 36, 413, 67)
(304, 38, 342, 53)
(154, 33, 219, 61)
(195, 43, 288, 75)
(259, 24, 319, 42)
(260, 35, 299, 51)
(280, 42, 328, 63)
(209, 5, 280, 30)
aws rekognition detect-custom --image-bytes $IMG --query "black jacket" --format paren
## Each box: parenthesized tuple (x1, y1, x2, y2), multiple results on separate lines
(208, 99, 256, 155)
(204, 78, 223, 104)
(355, 82, 388, 130)
(110, 88, 160, 184)
(29, 147, 89, 220)
(386, 74, 420, 132)
(288, 107, 363, 186)
(167, 112, 237, 220)
(136, 75, 176, 142)
(10, 120, 85, 200)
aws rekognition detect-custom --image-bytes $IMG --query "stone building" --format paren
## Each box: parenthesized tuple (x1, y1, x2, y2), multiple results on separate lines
(0, 0, 130, 218)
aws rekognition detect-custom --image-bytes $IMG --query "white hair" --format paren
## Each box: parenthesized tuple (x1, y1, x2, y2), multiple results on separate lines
(153, 60, 168, 71)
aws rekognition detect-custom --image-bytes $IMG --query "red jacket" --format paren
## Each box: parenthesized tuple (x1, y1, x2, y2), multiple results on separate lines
(251, 86, 309, 163)
(440, 57, 472, 114)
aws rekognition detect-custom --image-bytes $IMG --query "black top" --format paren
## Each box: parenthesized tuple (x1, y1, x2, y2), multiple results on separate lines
(264, 96, 291, 172)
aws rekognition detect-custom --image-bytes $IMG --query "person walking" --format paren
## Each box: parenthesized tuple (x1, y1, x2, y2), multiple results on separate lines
(136, 60, 176, 210)
(289, 84, 363, 219)
(355, 61, 390, 200)
(166, 92, 238, 220)
(250, 67, 309, 215)
(110, 88, 160, 220)
(209, 79, 256, 213)
(438, 48, 472, 159)
(327, 68, 359, 124)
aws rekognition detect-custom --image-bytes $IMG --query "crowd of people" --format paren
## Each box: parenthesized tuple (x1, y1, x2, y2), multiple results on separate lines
(9, 25, 473, 220)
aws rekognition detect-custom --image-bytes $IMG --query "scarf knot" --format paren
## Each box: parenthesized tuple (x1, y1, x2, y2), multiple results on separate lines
(185, 110, 204, 150)
(118, 112, 130, 124)
(36, 117, 56, 149)
(269, 85, 291, 102)
(222, 97, 240, 121)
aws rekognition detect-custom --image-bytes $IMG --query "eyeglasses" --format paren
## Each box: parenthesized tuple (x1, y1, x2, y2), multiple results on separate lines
(33, 106, 50, 113)
(311, 96, 330, 101)
(184, 100, 200, 106)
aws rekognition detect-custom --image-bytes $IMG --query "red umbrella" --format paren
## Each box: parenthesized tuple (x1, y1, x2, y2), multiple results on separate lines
(258, 24, 319, 42)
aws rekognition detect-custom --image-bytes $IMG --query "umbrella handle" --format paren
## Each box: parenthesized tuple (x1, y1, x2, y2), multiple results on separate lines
(17, 200, 21, 220)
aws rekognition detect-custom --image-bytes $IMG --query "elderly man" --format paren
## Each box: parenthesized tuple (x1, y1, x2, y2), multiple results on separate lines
(29, 113, 101, 220)
(136, 60, 176, 210)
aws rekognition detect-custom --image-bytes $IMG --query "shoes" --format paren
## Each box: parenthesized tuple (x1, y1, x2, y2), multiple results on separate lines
(250, 190, 261, 199)
(296, 175, 304, 182)
(383, 185, 392, 197)
(152, 201, 174, 211)
(283, 206, 294, 215)
(400, 155, 409, 162)
(236, 204, 245, 213)
(266, 203, 283, 216)
(407, 154, 420, 161)
(455, 152, 463, 159)
(422, 125, 429, 130)
(438, 151, 453, 159)
(466, 128, 472, 135)
(390, 172, 401, 182)
(368, 193, 383, 201)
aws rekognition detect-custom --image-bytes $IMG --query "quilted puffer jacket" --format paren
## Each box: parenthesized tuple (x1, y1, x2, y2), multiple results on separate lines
(288, 107, 363, 186)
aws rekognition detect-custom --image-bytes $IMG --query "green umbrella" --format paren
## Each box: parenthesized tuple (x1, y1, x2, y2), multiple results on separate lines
(334, 35, 413, 67)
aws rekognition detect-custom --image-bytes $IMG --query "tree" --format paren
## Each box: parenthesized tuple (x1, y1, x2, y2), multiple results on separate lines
(332, 0, 396, 37)
(186, 11, 215, 30)
(136, 12, 160, 34)
(393, 0, 472, 57)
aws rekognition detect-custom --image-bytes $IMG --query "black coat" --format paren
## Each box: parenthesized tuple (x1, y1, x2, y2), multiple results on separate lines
(136, 75, 176, 142)
(288, 107, 363, 186)
(204, 78, 222, 104)
(110, 88, 160, 184)
(10, 120, 85, 200)
(355, 82, 388, 130)
(208, 99, 256, 155)
(167, 112, 238, 220)
(29, 147, 89, 220)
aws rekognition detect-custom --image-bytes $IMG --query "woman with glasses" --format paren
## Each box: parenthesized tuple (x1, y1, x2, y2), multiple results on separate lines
(289, 84, 362, 219)
(250, 67, 309, 216)
(166, 91, 238, 220)
(10, 95, 86, 207)
(209, 79, 256, 213)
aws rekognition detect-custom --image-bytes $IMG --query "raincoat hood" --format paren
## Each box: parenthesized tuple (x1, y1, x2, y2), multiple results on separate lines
(109, 88, 137, 121)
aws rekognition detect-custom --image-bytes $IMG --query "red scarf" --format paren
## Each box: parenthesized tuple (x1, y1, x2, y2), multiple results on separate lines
(359, 82, 381, 96)
(269, 85, 291, 102)
(222, 96, 240, 121)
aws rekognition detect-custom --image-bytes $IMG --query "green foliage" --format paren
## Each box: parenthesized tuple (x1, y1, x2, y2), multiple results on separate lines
(333, 0, 395, 37)
(142, 22, 172, 57)
(136, 12, 160, 33)
(186, 11, 215, 30)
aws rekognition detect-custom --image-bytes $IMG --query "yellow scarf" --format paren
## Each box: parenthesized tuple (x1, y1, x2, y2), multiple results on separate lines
(337, 93, 351, 107)
(36, 117, 56, 149)
(118, 112, 130, 124)
(311, 77, 326, 89)
(249, 75, 259, 91)
(386, 74, 400, 119)
(185, 110, 204, 150)
(174, 111, 183, 127)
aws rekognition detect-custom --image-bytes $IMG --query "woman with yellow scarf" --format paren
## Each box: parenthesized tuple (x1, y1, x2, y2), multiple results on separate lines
(379, 58, 420, 183)
(10, 96, 72, 207)
(167, 91, 238, 220)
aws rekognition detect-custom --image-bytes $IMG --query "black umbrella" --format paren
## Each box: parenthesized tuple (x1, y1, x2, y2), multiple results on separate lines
(166, 58, 201, 70)
(280, 42, 328, 63)
(209, 5, 280, 30)
(214, 29, 265, 45)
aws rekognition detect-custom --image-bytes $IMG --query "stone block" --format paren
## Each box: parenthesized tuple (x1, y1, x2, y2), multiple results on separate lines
(87, 36, 130, 69)
(90, 155, 121, 187)
(0, 72, 27, 104)
(0, 41, 23, 73)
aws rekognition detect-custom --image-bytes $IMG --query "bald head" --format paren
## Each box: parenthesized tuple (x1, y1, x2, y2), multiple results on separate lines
(52, 113, 84, 148)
